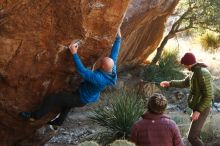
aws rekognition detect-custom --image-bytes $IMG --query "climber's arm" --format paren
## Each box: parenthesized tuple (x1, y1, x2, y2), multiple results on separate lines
(110, 28, 121, 73)
(69, 42, 99, 84)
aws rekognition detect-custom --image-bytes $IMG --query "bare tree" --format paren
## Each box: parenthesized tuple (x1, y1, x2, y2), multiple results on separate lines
(151, 0, 220, 65)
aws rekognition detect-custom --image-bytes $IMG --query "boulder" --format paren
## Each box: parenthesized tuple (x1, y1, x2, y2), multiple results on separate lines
(0, 0, 179, 145)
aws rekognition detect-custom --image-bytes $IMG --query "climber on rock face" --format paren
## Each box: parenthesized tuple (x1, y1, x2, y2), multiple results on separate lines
(19, 28, 122, 129)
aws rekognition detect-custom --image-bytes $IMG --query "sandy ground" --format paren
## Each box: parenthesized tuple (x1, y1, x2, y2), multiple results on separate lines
(45, 101, 105, 146)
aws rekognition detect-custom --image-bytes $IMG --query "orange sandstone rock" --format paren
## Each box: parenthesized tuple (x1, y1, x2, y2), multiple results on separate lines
(0, 0, 178, 145)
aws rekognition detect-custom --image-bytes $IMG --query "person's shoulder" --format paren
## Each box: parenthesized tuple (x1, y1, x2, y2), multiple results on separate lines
(92, 70, 105, 79)
(165, 118, 179, 130)
(194, 67, 212, 80)
(160, 116, 176, 125)
(93, 70, 112, 83)
(201, 67, 211, 76)
(133, 118, 144, 127)
(169, 119, 178, 125)
(193, 63, 210, 74)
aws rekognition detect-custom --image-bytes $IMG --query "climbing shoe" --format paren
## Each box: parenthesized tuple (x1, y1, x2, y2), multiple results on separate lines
(47, 120, 61, 131)
(48, 124, 59, 131)
(19, 112, 36, 121)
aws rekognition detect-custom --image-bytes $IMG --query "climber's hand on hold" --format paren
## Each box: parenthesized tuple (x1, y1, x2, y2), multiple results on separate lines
(69, 42, 79, 54)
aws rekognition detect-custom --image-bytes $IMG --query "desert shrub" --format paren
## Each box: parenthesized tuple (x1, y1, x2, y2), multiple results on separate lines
(144, 49, 185, 83)
(169, 112, 191, 137)
(201, 114, 220, 143)
(169, 112, 220, 144)
(137, 81, 161, 99)
(199, 31, 220, 52)
(78, 140, 136, 146)
(213, 84, 220, 102)
(78, 141, 99, 146)
(89, 89, 145, 144)
(109, 140, 136, 146)
(201, 117, 215, 142)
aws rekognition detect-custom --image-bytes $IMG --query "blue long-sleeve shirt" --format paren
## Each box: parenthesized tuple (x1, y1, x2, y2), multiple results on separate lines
(72, 36, 121, 104)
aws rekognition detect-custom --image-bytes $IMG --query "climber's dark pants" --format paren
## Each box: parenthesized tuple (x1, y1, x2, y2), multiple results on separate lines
(32, 90, 85, 126)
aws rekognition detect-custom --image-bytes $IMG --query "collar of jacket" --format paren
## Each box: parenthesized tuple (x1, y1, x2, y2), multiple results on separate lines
(191, 63, 208, 72)
(141, 112, 170, 120)
(98, 69, 115, 77)
(96, 69, 116, 85)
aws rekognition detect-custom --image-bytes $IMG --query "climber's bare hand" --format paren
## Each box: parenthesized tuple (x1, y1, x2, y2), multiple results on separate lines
(117, 27, 121, 37)
(69, 43, 79, 54)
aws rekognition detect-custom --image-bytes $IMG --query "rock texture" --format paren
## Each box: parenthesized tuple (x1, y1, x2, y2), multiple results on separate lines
(0, 0, 179, 145)
(119, 0, 179, 66)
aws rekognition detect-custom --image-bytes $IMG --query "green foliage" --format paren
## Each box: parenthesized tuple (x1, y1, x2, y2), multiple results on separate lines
(175, 0, 220, 33)
(89, 89, 145, 144)
(198, 31, 220, 52)
(152, 0, 220, 65)
(144, 49, 185, 83)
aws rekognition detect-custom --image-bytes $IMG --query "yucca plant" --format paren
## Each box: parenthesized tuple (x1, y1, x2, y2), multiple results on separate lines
(89, 89, 145, 144)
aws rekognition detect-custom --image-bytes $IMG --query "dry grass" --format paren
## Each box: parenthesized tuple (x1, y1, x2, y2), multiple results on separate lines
(149, 32, 220, 78)
(166, 36, 220, 78)
(198, 31, 220, 52)
(168, 112, 191, 137)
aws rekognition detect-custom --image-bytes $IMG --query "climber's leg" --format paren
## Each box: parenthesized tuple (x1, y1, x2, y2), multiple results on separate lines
(20, 91, 68, 121)
(47, 106, 71, 126)
(20, 90, 85, 122)
(47, 91, 85, 126)
(33, 91, 70, 119)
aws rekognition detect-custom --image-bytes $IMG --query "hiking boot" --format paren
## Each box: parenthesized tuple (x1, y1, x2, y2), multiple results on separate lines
(19, 112, 36, 121)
